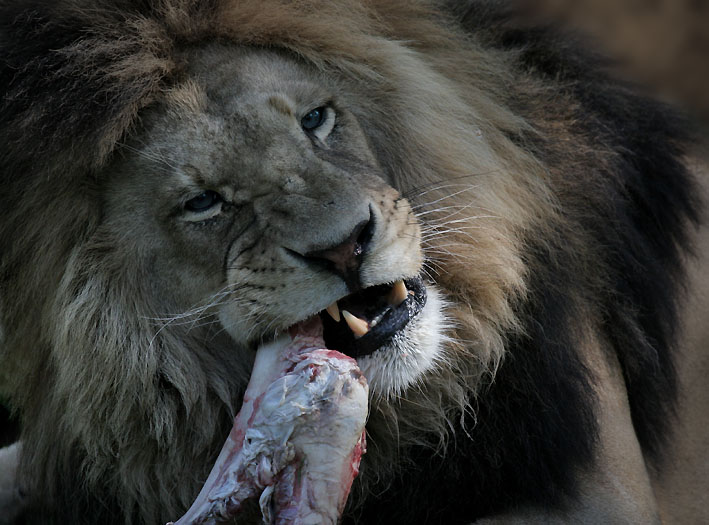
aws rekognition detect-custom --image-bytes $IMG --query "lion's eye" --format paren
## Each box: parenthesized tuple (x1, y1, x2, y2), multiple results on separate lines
(301, 107, 326, 131)
(300, 106, 336, 142)
(185, 190, 221, 212)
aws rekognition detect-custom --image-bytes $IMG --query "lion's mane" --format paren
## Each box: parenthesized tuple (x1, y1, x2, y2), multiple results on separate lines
(0, 1, 698, 523)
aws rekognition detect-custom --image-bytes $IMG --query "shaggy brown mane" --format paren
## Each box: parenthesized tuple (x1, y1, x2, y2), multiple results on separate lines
(0, 1, 698, 523)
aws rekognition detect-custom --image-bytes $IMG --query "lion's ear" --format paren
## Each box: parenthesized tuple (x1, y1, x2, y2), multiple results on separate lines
(0, 1, 173, 176)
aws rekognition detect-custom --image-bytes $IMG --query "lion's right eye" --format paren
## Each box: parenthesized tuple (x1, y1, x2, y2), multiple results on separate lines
(185, 190, 221, 212)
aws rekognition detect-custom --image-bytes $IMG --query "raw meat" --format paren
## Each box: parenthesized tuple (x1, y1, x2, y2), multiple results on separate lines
(168, 319, 368, 524)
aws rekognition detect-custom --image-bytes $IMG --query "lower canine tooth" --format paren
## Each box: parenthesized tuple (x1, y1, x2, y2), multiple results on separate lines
(326, 302, 341, 322)
(388, 280, 408, 306)
(342, 310, 369, 338)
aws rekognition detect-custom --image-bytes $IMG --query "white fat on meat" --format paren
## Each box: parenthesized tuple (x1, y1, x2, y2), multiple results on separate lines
(169, 321, 369, 525)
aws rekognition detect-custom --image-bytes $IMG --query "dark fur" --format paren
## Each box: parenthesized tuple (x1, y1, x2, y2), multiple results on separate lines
(463, 2, 699, 463)
(346, 5, 698, 523)
(0, 1, 699, 523)
(348, 6, 698, 523)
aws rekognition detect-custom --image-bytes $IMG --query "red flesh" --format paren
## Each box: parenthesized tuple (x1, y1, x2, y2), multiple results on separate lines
(168, 318, 368, 525)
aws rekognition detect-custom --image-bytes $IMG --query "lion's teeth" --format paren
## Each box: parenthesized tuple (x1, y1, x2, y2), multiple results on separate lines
(342, 310, 369, 338)
(326, 301, 341, 322)
(388, 280, 408, 306)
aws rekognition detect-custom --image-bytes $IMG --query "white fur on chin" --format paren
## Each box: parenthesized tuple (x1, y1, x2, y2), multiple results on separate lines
(357, 285, 450, 398)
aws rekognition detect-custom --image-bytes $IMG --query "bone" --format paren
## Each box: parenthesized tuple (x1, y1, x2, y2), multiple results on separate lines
(168, 319, 368, 525)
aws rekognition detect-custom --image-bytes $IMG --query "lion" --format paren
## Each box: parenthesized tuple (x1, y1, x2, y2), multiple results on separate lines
(0, 0, 707, 523)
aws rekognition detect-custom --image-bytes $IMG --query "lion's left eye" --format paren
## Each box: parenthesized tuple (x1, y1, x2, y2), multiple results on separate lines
(301, 107, 326, 131)
(300, 106, 335, 141)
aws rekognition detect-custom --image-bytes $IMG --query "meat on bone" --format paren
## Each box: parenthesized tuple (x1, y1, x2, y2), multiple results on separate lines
(168, 319, 369, 525)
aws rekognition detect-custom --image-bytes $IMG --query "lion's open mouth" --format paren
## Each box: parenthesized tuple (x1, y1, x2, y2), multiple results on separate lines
(318, 277, 427, 358)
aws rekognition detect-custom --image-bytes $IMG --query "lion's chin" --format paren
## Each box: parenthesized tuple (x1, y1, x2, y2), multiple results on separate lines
(312, 279, 448, 397)
(222, 277, 447, 397)
(318, 277, 428, 359)
(355, 285, 448, 396)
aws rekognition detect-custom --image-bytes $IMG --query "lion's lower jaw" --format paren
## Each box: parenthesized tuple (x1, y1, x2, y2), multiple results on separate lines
(357, 285, 450, 397)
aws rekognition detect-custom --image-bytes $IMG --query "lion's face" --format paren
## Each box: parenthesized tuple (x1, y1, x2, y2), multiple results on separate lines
(2, 2, 700, 523)
(3, 13, 541, 517)
(103, 45, 446, 395)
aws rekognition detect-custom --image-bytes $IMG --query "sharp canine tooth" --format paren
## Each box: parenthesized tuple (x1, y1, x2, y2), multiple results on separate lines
(342, 310, 369, 338)
(326, 302, 341, 322)
(388, 280, 408, 306)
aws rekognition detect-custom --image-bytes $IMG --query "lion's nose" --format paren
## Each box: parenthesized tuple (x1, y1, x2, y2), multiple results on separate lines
(303, 214, 375, 291)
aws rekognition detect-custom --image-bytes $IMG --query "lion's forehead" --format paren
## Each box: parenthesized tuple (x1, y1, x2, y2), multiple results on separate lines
(132, 47, 373, 198)
(184, 45, 329, 106)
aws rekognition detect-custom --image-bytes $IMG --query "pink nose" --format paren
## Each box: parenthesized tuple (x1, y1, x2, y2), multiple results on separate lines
(304, 217, 374, 290)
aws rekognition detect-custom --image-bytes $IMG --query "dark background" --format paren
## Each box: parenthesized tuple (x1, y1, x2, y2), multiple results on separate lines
(526, 0, 709, 121)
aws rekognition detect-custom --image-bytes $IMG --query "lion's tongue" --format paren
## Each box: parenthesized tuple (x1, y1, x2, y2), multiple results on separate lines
(168, 318, 368, 525)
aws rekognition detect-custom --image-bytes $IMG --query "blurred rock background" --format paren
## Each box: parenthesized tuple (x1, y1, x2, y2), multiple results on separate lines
(525, 0, 709, 123)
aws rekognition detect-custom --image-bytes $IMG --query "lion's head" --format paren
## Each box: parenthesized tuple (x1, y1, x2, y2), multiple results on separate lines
(112, 45, 448, 394)
(2, 1, 696, 523)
